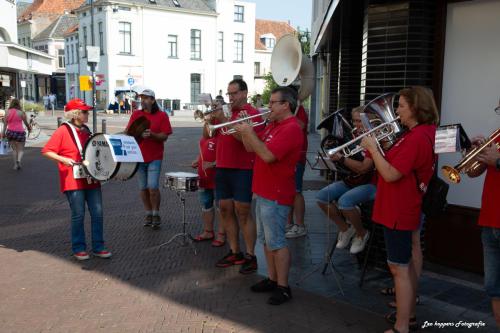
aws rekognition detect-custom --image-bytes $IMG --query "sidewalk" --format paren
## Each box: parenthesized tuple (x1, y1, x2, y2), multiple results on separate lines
(0, 127, 496, 332)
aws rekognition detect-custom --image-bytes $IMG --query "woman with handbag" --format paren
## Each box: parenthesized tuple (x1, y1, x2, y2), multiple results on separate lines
(360, 86, 438, 333)
(316, 106, 376, 254)
(42, 99, 112, 261)
(3, 99, 30, 170)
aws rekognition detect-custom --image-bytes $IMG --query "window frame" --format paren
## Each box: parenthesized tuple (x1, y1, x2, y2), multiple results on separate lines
(168, 34, 178, 58)
(190, 73, 201, 103)
(118, 21, 132, 55)
(234, 5, 244, 22)
(190, 29, 201, 60)
(234, 33, 244, 63)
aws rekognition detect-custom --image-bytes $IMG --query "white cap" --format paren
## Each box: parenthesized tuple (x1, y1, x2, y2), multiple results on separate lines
(139, 89, 155, 98)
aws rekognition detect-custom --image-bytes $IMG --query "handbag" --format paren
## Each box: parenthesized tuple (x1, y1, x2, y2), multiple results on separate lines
(0, 139, 11, 155)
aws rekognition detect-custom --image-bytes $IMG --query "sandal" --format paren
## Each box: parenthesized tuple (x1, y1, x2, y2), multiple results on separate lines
(193, 230, 214, 242)
(380, 287, 396, 296)
(385, 311, 418, 331)
(211, 232, 226, 247)
(387, 328, 401, 333)
(388, 295, 420, 309)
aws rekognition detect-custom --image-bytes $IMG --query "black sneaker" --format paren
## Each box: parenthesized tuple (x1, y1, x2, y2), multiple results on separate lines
(250, 278, 277, 292)
(239, 254, 257, 274)
(267, 285, 292, 305)
(143, 215, 153, 227)
(215, 251, 245, 267)
(151, 215, 161, 230)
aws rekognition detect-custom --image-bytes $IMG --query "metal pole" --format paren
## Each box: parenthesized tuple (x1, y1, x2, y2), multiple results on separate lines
(57, 117, 62, 127)
(90, 0, 97, 132)
(101, 119, 106, 134)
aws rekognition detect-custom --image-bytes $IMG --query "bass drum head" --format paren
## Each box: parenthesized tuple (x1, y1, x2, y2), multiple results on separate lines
(83, 133, 117, 181)
(111, 162, 139, 181)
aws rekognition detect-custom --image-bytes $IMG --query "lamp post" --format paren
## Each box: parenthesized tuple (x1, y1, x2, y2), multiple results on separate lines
(90, 0, 97, 131)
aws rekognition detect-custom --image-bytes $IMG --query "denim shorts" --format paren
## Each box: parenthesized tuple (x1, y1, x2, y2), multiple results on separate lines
(215, 168, 253, 203)
(383, 227, 413, 266)
(255, 195, 291, 251)
(198, 188, 215, 211)
(482, 227, 500, 298)
(295, 163, 305, 193)
(137, 160, 162, 190)
(316, 181, 376, 210)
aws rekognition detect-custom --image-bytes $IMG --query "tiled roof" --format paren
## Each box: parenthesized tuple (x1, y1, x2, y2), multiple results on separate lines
(18, 0, 85, 22)
(16, 2, 31, 17)
(76, 0, 215, 13)
(255, 19, 296, 51)
(33, 14, 79, 40)
(63, 24, 79, 37)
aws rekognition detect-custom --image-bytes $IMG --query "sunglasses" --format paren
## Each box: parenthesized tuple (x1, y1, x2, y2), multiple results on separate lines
(80, 110, 89, 114)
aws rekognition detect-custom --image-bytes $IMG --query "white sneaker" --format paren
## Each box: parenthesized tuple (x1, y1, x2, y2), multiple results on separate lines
(286, 224, 307, 239)
(285, 223, 294, 233)
(350, 231, 370, 254)
(336, 226, 356, 249)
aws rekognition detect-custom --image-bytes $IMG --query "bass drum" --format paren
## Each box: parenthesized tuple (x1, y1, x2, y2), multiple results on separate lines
(83, 133, 138, 181)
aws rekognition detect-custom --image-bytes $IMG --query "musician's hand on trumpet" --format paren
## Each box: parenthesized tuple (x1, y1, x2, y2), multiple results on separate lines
(329, 152, 343, 162)
(360, 134, 379, 155)
(477, 143, 500, 166)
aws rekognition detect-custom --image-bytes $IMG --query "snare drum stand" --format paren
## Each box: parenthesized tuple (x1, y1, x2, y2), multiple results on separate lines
(158, 190, 197, 255)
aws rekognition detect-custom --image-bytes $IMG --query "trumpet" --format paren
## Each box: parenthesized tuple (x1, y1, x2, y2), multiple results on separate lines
(194, 103, 231, 122)
(442, 128, 500, 183)
(327, 117, 401, 157)
(194, 109, 214, 122)
(208, 110, 271, 137)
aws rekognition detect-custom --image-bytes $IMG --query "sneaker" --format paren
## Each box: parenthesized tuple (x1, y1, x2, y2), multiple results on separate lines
(239, 254, 258, 274)
(251, 278, 277, 292)
(151, 215, 161, 230)
(93, 249, 112, 258)
(285, 223, 294, 233)
(285, 224, 307, 239)
(215, 251, 245, 268)
(143, 215, 153, 227)
(267, 285, 292, 305)
(350, 231, 370, 254)
(336, 226, 356, 249)
(73, 251, 90, 261)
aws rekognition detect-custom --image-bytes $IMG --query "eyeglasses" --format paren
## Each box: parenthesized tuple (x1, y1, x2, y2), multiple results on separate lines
(268, 100, 286, 106)
(226, 91, 240, 97)
(80, 110, 89, 114)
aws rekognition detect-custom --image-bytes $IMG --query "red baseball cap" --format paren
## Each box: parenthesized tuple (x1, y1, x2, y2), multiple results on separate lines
(64, 98, 92, 112)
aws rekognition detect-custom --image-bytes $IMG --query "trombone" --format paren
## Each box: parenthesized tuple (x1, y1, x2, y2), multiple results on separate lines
(207, 110, 271, 137)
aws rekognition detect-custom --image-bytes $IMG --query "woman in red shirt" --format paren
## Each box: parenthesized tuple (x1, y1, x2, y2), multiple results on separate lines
(42, 99, 111, 261)
(361, 87, 438, 333)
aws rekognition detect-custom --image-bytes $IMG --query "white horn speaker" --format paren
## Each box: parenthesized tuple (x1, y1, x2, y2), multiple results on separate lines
(271, 34, 314, 101)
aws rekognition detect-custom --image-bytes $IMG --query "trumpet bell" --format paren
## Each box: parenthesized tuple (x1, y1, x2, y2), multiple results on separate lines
(441, 165, 461, 184)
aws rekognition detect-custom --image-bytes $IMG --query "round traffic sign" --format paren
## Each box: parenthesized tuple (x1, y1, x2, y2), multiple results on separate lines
(128, 77, 135, 86)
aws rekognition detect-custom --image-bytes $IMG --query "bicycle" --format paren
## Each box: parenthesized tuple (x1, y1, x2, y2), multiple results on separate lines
(26, 113, 41, 140)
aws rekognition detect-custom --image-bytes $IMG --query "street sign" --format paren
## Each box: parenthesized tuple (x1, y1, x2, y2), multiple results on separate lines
(20, 80, 26, 88)
(128, 77, 135, 86)
(79, 76, 92, 91)
(87, 46, 101, 63)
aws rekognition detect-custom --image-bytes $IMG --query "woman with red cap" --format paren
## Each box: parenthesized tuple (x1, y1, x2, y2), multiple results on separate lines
(42, 99, 112, 261)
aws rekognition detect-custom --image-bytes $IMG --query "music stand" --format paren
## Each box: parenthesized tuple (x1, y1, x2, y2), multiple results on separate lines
(158, 190, 197, 255)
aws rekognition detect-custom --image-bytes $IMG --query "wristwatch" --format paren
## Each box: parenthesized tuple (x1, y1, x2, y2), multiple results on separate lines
(496, 158, 500, 171)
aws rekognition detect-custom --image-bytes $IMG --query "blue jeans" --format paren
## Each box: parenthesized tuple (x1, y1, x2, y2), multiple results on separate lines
(198, 188, 215, 211)
(316, 181, 376, 210)
(295, 163, 305, 193)
(65, 188, 105, 253)
(137, 160, 162, 190)
(482, 227, 500, 298)
(255, 196, 291, 251)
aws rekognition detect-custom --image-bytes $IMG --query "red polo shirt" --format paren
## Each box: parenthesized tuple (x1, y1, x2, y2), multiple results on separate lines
(215, 103, 263, 169)
(372, 124, 436, 230)
(126, 110, 172, 163)
(295, 105, 309, 164)
(252, 116, 303, 206)
(198, 137, 217, 189)
(42, 124, 100, 193)
(478, 136, 500, 228)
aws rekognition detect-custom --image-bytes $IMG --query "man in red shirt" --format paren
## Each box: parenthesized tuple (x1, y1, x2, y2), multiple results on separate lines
(234, 87, 303, 305)
(474, 126, 500, 329)
(126, 89, 172, 229)
(204, 79, 262, 274)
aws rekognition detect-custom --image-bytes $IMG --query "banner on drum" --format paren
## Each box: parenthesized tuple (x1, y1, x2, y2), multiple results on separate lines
(104, 134, 144, 163)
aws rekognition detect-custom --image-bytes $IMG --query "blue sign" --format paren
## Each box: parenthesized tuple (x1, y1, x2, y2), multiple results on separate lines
(127, 77, 134, 86)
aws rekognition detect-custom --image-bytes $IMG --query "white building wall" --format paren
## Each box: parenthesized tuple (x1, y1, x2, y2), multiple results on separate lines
(253, 49, 271, 95)
(1, 0, 17, 43)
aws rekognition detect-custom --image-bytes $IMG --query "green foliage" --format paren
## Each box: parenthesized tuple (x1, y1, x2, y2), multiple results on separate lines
(261, 72, 279, 104)
(297, 27, 311, 56)
(23, 102, 45, 113)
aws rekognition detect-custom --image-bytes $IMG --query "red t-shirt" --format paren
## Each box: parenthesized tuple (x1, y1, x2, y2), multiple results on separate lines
(295, 105, 309, 164)
(478, 136, 500, 228)
(126, 110, 172, 162)
(252, 116, 303, 206)
(215, 103, 263, 169)
(42, 124, 100, 193)
(197, 137, 217, 189)
(372, 124, 436, 230)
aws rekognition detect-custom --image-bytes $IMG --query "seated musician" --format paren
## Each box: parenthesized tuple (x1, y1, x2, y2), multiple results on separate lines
(316, 106, 375, 254)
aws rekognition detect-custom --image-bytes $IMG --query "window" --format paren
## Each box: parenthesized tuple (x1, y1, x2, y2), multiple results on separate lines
(71, 44, 75, 64)
(190, 29, 201, 60)
(27, 37, 31, 47)
(234, 33, 243, 62)
(22, 38, 25, 46)
(254, 62, 260, 76)
(265, 37, 275, 49)
(83, 26, 87, 57)
(168, 35, 177, 58)
(119, 22, 131, 54)
(66, 45, 70, 64)
(58, 49, 65, 68)
(190, 73, 201, 103)
(217, 31, 224, 61)
(234, 5, 244, 22)
(98, 22, 104, 55)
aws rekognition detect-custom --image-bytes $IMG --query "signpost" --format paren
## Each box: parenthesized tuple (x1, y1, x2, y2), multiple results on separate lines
(127, 76, 134, 114)
(20, 80, 26, 111)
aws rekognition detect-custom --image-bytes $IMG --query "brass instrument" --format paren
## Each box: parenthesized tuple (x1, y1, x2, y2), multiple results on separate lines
(442, 128, 500, 183)
(207, 111, 271, 137)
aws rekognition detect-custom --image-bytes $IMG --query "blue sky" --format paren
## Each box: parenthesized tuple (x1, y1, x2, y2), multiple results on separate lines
(246, 0, 312, 30)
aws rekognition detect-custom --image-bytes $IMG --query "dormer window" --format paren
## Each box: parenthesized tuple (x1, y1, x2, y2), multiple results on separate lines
(260, 37, 276, 49)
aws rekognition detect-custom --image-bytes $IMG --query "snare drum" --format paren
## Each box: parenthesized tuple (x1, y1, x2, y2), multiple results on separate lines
(83, 133, 138, 181)
(164, 172, 199, 192)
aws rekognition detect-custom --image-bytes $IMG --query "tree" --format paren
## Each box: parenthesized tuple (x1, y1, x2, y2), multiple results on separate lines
(297, 27, 311, 56)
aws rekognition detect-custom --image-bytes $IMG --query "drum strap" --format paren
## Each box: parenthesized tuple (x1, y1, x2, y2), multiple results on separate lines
(63, 122, 93, 184)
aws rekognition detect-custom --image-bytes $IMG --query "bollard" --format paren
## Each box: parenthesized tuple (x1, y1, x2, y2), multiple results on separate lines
(102, 119, 106, 134)
(57, 117, 62, 127)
